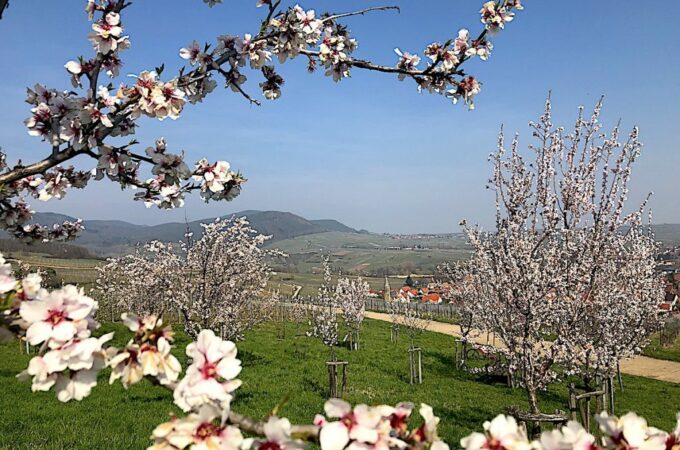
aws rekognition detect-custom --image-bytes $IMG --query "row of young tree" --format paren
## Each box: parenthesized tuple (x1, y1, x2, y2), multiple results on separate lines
(308, 256, 370, 353)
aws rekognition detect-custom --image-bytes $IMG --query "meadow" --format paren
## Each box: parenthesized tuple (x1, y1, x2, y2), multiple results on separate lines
(1, 319, 679, 450)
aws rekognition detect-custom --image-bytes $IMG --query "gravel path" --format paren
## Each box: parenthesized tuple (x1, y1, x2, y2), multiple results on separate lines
(364, 311, 680, 384)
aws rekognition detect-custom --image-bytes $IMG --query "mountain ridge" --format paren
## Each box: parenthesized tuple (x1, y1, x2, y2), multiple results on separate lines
(22, 211, 360, 255)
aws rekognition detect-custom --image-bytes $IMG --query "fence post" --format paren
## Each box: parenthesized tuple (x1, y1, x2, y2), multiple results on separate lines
(326, 361, 349, 398)
(408, 347, 423, 385)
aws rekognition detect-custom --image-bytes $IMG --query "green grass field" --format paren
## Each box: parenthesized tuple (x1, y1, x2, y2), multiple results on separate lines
(1, 319, 679, 449)
(643, 333, 680, 363)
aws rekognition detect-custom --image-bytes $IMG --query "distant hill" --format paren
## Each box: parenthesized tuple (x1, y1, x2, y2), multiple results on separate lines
(0, 238, 99, 260)
(11, 211, 359, 255)
(309, 219, 358, 233)
(9, 213, 680, 267)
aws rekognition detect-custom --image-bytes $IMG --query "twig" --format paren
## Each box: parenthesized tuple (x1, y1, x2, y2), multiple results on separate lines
(323, 5, 400, 22)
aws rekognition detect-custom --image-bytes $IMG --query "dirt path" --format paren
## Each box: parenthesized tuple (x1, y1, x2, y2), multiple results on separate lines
(364, 311, 680, 384)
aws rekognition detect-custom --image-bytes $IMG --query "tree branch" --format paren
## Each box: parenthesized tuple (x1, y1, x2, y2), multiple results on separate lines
(0, 146, 83, 185)
(0, 0, 9, 21)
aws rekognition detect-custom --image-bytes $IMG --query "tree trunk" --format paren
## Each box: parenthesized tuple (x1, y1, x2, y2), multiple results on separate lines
(527, 386, 540, 414)
(526, 386, 541, 437)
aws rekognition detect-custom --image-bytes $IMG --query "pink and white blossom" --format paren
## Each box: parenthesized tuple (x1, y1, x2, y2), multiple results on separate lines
(20, 285, 97, 346)
(173, 329, 242, 412)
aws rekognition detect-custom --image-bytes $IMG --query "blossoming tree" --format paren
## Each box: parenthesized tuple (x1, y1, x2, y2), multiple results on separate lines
(97, 216, 278, 340)
(179, 217, 279, 340)
(336, 276, 369, 350)
(1, 0, 522, 243)
(456, 97, 664, 414)
(308, 256, 339, 355)
(95, 240, 185, 318)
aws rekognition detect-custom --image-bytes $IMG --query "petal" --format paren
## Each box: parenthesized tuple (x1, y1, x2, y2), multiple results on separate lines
(20, 300, 49, 323)
(324, 399, 351, 418)
(216, 357, 241, 380)
(264, 417, 291, 443)
(52, 321, 77, 343)
(320, 422, 350, 450)
(26, 321, 52, 345)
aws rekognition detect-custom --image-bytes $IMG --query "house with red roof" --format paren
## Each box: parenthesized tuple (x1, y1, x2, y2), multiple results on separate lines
(421, 293, 442, 304)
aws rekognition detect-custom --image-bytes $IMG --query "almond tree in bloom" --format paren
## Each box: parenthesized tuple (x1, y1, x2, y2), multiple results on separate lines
(179, 217, 280, 340)
(0, 0, 522, 243)
(95, 240, 185, 318)
(4, 257, 679, 450)
(457, 98, 664, 414)
(98, 216, 277, 340)
(437, 261, 479, 367)
(308, 256, 339, 354)
(336, 276, 369, 350)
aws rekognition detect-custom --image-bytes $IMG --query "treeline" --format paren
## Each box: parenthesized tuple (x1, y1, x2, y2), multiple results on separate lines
(0, 239, 99, 260)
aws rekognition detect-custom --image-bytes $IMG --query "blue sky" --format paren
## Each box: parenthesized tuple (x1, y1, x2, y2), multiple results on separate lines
(0, 1, 678, 233)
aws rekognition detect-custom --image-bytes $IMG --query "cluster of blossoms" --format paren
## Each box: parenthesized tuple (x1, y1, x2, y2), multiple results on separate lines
(1, 164, 86, 239)
(17, 283, 112, 402)
(316, 400, 449, 450)
(185, 0, 523, 106)
(149, 404, 245, 450)
(173, 329, 242, 413)
(480, 1, 520, 33)
(108, 314, 181, 388)
(87, 8, 130, 55)
(391, 1, 522, 109)
(462, 412, 680, 450)
(192, 159, 241, 202)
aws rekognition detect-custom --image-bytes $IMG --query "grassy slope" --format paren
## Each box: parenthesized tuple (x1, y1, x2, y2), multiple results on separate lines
(1, 320, 679, 449)
(268, 231, 470, 274)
